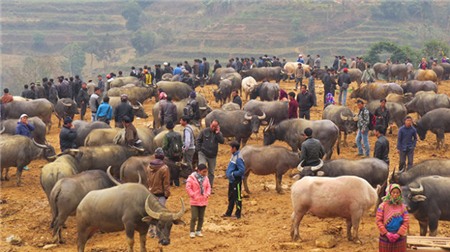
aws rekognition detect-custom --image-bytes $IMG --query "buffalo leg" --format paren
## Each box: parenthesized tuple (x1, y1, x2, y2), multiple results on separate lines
(139, 233, 147, 252)
(419, 220, 428, 236)
(77, 226, 94, 252)
(16, 169, 23, 186)
(350, 213, 362, 244)
(125, 225, 135, 252)
(275, 173, 283, 194)
(436, 130, 444, 150)
(343, 132, 348, 147)
(243, 170, 251, 194)
(290, 209, 306, 241)
(428, 216, 439, 236)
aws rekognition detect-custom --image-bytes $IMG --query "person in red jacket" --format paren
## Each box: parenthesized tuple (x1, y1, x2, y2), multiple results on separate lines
(288, 92, 298, 119)
(186, 163, 211, 238)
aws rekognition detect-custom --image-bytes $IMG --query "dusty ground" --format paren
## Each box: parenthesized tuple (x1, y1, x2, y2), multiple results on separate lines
(1, 78, 450, 252)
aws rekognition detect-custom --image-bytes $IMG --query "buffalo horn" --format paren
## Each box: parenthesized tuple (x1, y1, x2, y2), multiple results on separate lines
(257, 112, 266, 120)
(0, 126, 5, 134)
(107, 166, 121, 186)
(297, 160, 304, 172)
(132, 104, 139, 109)
(137, 101, 143, 107)
(340, 112, 349, 121)
(62, 101, 72, 107)
(311, 159, 324, 171)
(32, 138, 48, 149)
(137, 172, 142, 184)
(145, 195, 162, 220)
(199, 106, 207, 110)
(172, 198, 186, 220)
(409, 183, 424, 194)
(244, 112, 252, 120)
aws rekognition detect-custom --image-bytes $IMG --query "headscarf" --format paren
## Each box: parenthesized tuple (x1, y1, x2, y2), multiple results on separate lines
(382, 183, 403, 205)
(195, 172, 205, 195)
(325, 93, 335, 105)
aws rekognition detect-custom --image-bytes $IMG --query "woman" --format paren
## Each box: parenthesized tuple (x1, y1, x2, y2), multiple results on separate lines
(186, 163, 211, 238)
(376, 184, 409, 252)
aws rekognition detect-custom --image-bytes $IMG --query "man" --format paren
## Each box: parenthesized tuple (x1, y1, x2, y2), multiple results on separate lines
(197, 119, 224, 189)
(288, 92, 298, 119)
(16, 114, 34, 171)
(306, 55, 314, 67)
(294, 63, 304, 90)
(154, 64, 162, 83)
(203, 57, 210, 78)
(308, 71, 317, 106)
(121, 115, 143, 151)
(361, 64, 375, 84)
(181, 116, 195, 172)
(184, 61, 192, 74)
(57, 77, 71, 99)
(322, 68, 335, 103)
(96, 96, 113, 124)
(114, 94, 134, 128)
(337, 68, 351, 106)
(314, 54, 321, 69)
(231, 89, 242, 109)
(356, 99, 370, 157)
(130, 66, 138, 77)
(374, 98, 390, 134)
(296, 85, 314, 120)
(76, 82, 90, 120)
(89, 87, 102, 122)
(48, 81, 58, 105)
(59, 116, 77, 152)
(223, 141, 245, 219)
(160, 95, 177, 127)
(296, 54, 304, 64)
(373, 125, 389, 166)
(72, 75, 82, 100)
(397, 116, 417, 172)
(332, 56, 339, 71)
(213, 59, 222, 73)
(299, 128, 325, 166)
(143, 69, 152, 86)
(21, 84, 35, 99)
(1, 88, 14, 104)
(162, 120, 183, 186)
(97, 74, 105, 92)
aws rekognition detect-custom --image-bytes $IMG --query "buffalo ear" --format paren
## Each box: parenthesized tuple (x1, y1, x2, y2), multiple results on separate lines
(173, 219, 186, 226)
(316, 171, 325, 176)
(261, 120, 268, 125)
(142, 216, 158, 225)
(412, 195, 427, 202)
(242, 121, 249, 125)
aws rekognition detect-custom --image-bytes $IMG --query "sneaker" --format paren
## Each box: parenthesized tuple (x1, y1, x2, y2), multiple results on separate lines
(221, 214, 231, 218)
(190, 232, 195, 238)
(23, 166, 29, 171)
(195, 231, 203, 237)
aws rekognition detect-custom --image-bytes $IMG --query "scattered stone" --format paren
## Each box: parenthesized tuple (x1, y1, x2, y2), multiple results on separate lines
(249, 200, 257, 206)
(279, 242, 302, 250)
(315, 235, 337, 248)
(43, 244, 58, 250)
(37, 243, 45, 248)
(6, 235, 22, 245)
(0, 199, 7, 204)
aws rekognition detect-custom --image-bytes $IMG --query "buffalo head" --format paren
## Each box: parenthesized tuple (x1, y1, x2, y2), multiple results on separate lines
(244, 112, 266, 133)
(414, 121, 427, 141)
(263, 118, 276, 145)
(339, 112, 358, 133)
(297, 159, 324, 177)
(402, 182, 427, 214)
(132, 102, 149, 119)
(33, 139, 57, 161)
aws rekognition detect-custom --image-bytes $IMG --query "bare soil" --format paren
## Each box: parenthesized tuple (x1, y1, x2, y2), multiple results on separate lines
(1, 79, 450, 252)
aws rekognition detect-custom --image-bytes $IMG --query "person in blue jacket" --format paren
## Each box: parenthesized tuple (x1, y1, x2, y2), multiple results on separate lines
(223, 141, 245, 219)
(15, 114, 35, 170)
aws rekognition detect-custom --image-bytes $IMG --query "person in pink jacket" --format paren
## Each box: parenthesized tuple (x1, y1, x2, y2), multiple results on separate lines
(186, 163, 211, 238)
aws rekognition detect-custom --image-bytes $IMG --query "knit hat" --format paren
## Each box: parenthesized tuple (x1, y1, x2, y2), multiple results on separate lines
(64, 117, 72, 125)
(154, 147, 165, 160)
(189, 91, 196, 99)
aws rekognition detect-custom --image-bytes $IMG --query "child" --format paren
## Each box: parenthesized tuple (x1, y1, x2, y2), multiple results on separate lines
(324, 93, 336, 108)
(186, 163, 211, 238)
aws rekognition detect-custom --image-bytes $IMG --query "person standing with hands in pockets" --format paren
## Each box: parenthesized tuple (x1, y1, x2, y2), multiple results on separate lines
(186, 163, 211, 238)
(223, 141, 245, 219)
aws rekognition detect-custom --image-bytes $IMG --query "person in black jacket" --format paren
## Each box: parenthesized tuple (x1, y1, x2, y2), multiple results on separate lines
(337, 68, 351, 106)
(299, 127, 325, 166)
(296, 85, 314, 120)
(114, 94, 134, 128)
(373, 125, 389, 165)
(59, 117, 77, 152)
(231, 90, 242, 109)
(76, 82, 90, 120)
(374, 98, 390, 134)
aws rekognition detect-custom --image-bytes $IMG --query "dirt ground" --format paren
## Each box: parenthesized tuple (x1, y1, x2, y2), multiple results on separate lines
(1, 78, 450, 252)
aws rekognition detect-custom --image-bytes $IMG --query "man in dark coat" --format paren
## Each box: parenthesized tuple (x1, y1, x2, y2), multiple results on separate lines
(231, 90, 242, 109)
(296, 85, 314, 120)
(114, 94, 134, 128)
(59, 117, 77, 152)
(373, 125, 389, 165)
(299, 128, 325, 166)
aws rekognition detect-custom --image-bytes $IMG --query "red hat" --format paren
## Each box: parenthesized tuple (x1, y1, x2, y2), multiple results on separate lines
(343, 68, 348, 73)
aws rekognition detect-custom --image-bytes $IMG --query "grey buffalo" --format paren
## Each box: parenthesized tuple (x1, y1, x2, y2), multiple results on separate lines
(336, 68, 362, 87)
(0, 135, 56, 185)
(251, 81, 280, 101)
(221, 102, 241, 111)
(54, 98, 79, 128)
(240, 145, 300, 194)
(263, 118, 339, 159)
(367, 101, 407, 132)
(405, 91, 450, 116)
(213, 79, 232, 105)
(415, 108, 450, 149)
(108, 96, 149, 119)
(240, 66, 283, 83)
(2, 98, 54, 132)
(76, 183, 185, 251)
(107, 85, 157, 104)
(402, 176, 450, 236)
(156, 81, 193, 101)
(401, 80, 437, 95)
(0, 116, 47, 144)
(209, 67, 237, 85)
(222, 72, 242, 93)
(393, 159, 450, 186)
(322, 104, 357, 147)
(350, 83, 403, 102)
(40, 154, 79, 201)
(72, 120, 111, 147)
(205, 109, 267, 146)
(432, 65, 444, 84)
(50, 170, 115, 243)
(243, 99, 288, 125)
(109, 76, 140, 88)
(373, 63, 389, 80)
(291, 176, 377, 242)
(385, 93, 414, 104)
(388, 64, 409, 82)
(439, 62, 450, 79)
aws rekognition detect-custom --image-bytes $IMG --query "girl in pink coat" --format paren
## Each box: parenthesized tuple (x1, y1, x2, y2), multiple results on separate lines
(186, 163, 211, 238)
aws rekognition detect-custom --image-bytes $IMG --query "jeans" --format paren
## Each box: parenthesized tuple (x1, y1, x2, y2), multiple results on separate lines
(339, 89, 348, 106)
(183, 149, 195, 172)
(299, 110, 310, 120)
(295, 77, 303, 89)
(399, 148, 414, 171)
(91, 113, 96, 122)
(190, 206, 206, 232)
(225, 181, 242, 218)
(356, 129, 370, 156)
(198, 151, 217, 188)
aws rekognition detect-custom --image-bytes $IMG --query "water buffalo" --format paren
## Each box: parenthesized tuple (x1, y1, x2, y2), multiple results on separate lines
(393, 159, 450, 186)
(283, 62, 311, 81)
(54, 98, 79, 128)
(76, 183, 185, 251)
(213, 79, 232, 105)
(0, 135, 56, 185)
(322, 104, 357, 147)
(350, 83, 403, 102)
(156, 81, 193, 101)
(263, 118, 339, 160)
(405, 92, 450, 116)
(415, 108, 450, 149)
(439, 62, 450, 79)
(2, 98, 54, 132)
(432, 65, 444, 84)
(241, 145, 300, 194)
(373, 63, 389, 80)
(0, 116, 47, 144)
(109, 76, 140, 88)
(336, 68, 362, 87)
(388, 64, 409, 82)
(40, 154, 79, 201)
(108, 96, 149, 119)
(49, 170, 115, 243)
(251, 81, 280, 101)
(414, 69, 438, 82)
(291, 176, 377, 242)
(385, 93, 414, 104)
(367, 101, 407, 132)
(402, 176, 450, 236)
(205, 110, 267, 146)
(240, 66, 283, 83)
(209, 67, 237, 85)
(222, 72, 242, 93)
(243, 99, 288, 125)
(221, 102, 241, 111)
(72, 120, 111, 147)
(241, 76, 258, 101)
(107, 85, 157, 104)
(401, 80, 437, 95)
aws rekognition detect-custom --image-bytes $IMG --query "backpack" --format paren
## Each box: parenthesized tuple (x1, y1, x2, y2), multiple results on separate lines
(183, 100, 195, 118)
(368, 110, 376, 131)
(164, 132, 183, 160)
